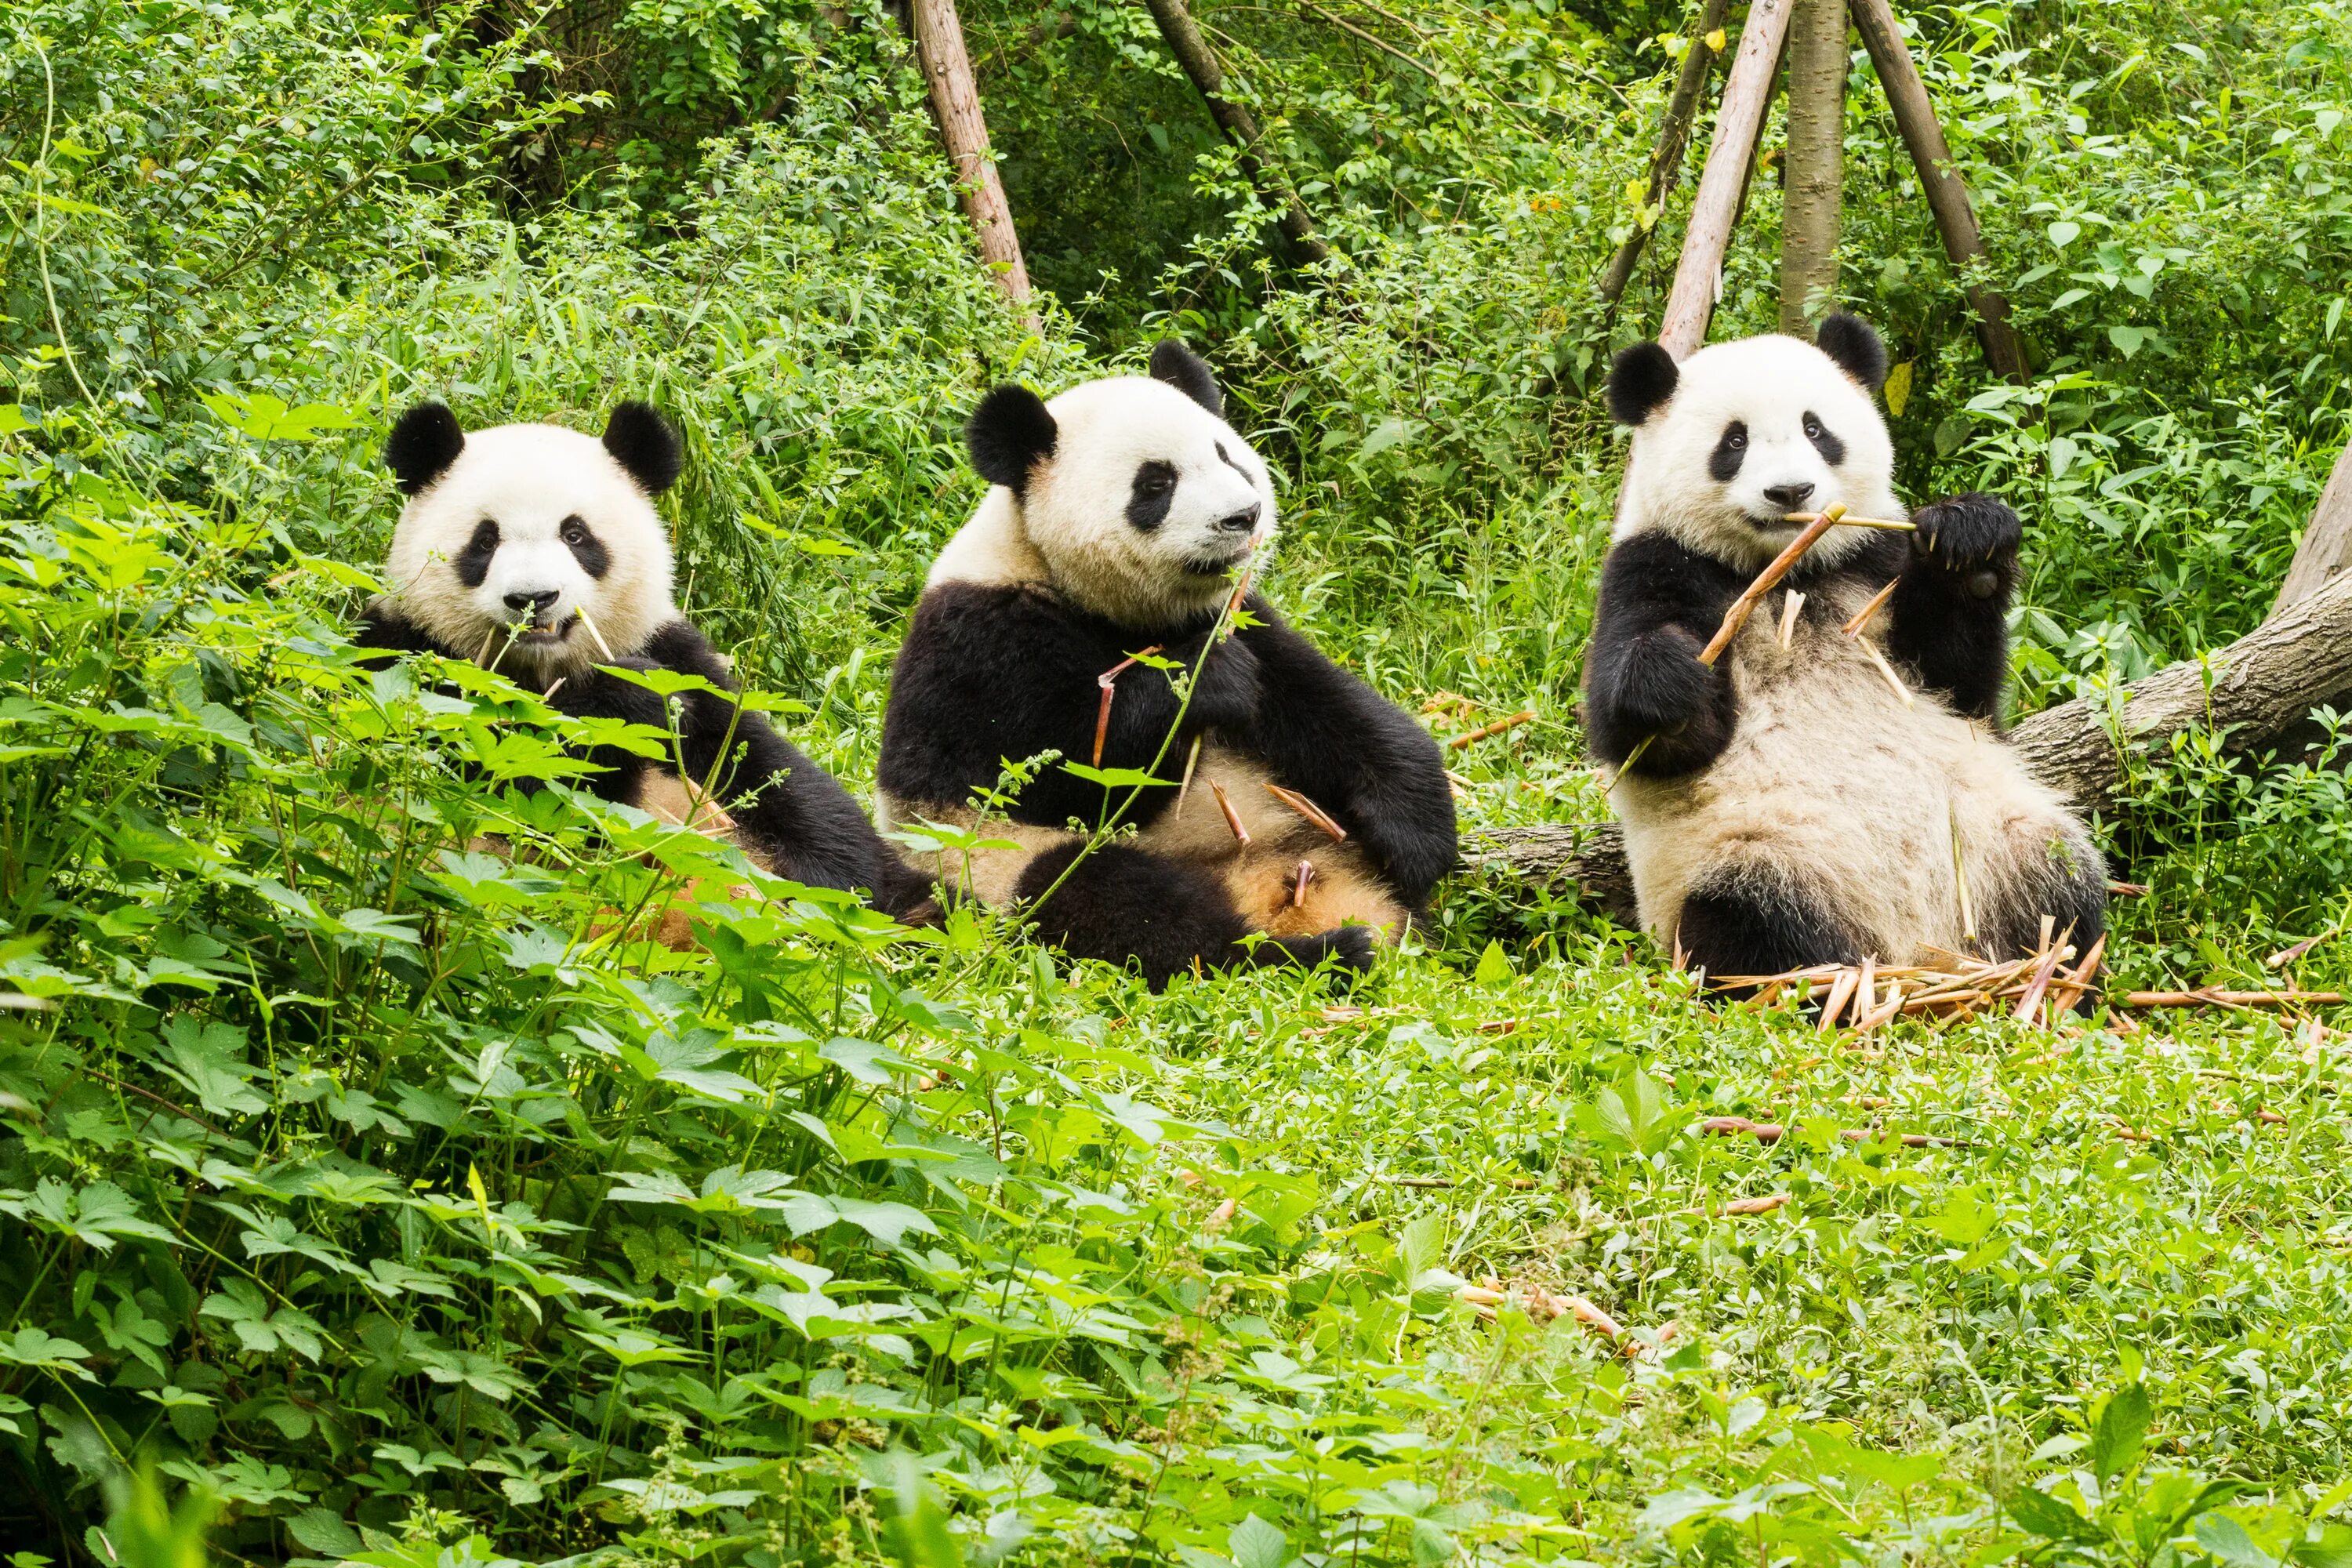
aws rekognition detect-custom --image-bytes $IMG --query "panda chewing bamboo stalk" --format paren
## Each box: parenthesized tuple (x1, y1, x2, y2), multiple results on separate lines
(358, 400, 934, 924)
(1584, 314, 2107, 990)
(877, 340, 1457, 988)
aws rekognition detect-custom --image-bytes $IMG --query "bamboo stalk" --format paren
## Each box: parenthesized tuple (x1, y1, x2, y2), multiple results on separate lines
(573, 603, 619, 661)
(1449, 710, 1537, 749)
(1598, 0, 1735, 310)
(1659, 0, 1798, 358)
(1778, 590, 1804, 649)
(1785, 509, 1915, 532)
(2123, 989, 2345, 1008)
(1855, 636, 1916, 707)
(1842, 576, 1901, 636)
(1092, 644, 1163, 767)
(1209, 779, 1251, 844)
(1700, 505, 1848, 664)
(1177, 733, 1204, 811)
(1292, 858, 1315, 906)
(1265, 782, 1348, 840)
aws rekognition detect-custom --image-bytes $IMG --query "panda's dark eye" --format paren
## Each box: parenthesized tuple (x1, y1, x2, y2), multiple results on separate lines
(560, 516, 588, 545)
(1726, 430, 1747, 449)
(1140, 474, 1174, 495)
(1802, 415, 1824, 440)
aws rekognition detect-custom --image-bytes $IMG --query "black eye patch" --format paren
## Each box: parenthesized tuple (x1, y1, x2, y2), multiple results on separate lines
(560, 514, 611, 579)
(1708, 421, 1748, 483)
(1802, 412, 1846, 466)
(1127, 460, 1178, 532)
(456, 518, 499, 588)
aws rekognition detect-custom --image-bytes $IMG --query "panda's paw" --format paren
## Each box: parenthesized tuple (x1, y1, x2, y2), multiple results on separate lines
(1911, 493, 2021, 583)
(1618, 632, 1726, 736)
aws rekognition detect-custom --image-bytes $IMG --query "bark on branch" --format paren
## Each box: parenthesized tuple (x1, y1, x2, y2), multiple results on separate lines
(1141, 0, 1332, 265)
(1475, 569, 2352, 922)
(909, 0, 1035, 309)
(1848, 0, 2027, 378)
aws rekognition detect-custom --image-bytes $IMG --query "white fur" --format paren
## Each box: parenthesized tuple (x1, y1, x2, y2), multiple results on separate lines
(932, 376, 1277, 626)
(1615, 333, 1902, 575)
(1610, 335, 2101, 964)
(380, 422, 676, 677)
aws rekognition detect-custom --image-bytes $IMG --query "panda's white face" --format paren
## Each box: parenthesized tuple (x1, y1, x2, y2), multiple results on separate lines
(383, 417, 677, 677)
(1022, 377, 1276, 626)
(938, 343, 1279, 629)
(1613, 330, 1902, 575)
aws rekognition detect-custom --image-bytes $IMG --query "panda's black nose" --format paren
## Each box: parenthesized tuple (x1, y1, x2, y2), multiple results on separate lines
(1215, 504, 1261, 535)
(504, 589, 561, 615)
(1763, 481, 1816, 510)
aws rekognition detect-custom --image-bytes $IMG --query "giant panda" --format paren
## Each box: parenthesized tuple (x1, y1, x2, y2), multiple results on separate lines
(1584, 315, 2105, 981)
(358, 400, 931, 918)
(877, 340, 1457, 987)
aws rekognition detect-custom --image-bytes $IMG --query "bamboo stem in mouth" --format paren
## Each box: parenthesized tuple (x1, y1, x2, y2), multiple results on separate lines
(573, 603, 619, 661)
(475, 626, 501, 667)
(1784, 509, 1915, 532)
(1700, 504, 1847, 666)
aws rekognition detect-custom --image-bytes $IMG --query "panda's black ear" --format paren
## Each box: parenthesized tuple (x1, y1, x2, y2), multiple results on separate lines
(603, 401, 684, 495)
(1815, 313, 1889, 394)
(1149, 339, 1223, 418)
(1606, 343, 1678, 426)
(966, 385, 1058, 492)
(385, 401, 465, 496)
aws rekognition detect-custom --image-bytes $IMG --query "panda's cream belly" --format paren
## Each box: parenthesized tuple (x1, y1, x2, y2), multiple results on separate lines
(1611, 586, 2096, 964)
(881, 741, 1408, 939)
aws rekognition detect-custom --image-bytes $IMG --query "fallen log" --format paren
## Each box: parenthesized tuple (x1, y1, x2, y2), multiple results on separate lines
(1475, 568, 2352, 924)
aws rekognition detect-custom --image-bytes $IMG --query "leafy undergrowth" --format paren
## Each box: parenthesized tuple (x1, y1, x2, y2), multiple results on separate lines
(5, 419, 2352, 1568)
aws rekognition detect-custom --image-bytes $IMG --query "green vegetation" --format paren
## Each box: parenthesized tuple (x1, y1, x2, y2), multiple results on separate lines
(3, 0, 2350, 1563)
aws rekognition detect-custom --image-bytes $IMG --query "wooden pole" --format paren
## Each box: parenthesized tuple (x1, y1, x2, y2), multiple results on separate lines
(1848, 0, 2027, 379)
(1141, 0, 1331, 265)
(1657, 0, 1795, 359)
(1778, 0, 1846, 332)
(909, 0, 1035, 308)
(1598, 0, 1733, 313)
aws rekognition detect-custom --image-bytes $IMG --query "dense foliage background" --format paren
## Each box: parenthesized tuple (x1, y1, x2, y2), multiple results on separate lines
(3, 0, 2350, 1563)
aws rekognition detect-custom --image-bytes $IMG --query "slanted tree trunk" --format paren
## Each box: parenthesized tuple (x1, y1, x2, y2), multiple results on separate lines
(2274, 437, 2352, 615)
(1598, 0, 1733, 314)
(909, 0, 1034, 308)
(1476, 569, 2352, 921)
(1848, 0, 2027, 379)
(1141, 0, 1331, 265)
(1657, 0, 1796, 359)
(1778, 0, 1846, 332)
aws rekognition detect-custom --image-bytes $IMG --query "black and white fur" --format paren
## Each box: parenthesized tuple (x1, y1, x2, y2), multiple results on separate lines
(358, 401, 929, 916)
(877, 341, 1457, 986)
(1585, 317, 2104, 980)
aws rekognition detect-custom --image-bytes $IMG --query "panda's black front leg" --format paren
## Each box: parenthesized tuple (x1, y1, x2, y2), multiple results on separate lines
(1885, 493, 2020, 722)
(1583, 537, 1742, 777)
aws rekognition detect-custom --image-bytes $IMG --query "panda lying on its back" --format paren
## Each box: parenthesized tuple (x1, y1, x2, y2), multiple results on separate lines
(1585, 315, 2104, 980)
(358, 400, 930, 918)
(878, 341, 1457, 987)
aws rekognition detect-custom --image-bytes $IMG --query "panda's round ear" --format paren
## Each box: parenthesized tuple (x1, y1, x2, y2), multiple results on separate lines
(1815, 313, 1889, 394)
(1606, 343, 1679, 426)
(1149, 339, 1223, 418)
(385, 401, 465, 496)
(603, 401, 684, 495)
(966, 385, 1058, 493)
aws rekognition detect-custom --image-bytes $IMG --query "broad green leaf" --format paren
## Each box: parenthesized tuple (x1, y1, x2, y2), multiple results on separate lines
(2090, 1381, 2153, 1482)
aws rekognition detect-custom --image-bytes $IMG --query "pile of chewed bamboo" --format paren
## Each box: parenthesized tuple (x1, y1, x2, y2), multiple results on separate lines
(1715, 920, 2343, 1031)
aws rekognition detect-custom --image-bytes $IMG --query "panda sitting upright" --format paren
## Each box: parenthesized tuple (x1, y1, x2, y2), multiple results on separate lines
(1584, 315, 2105, 980)
(877, 341, 1457, 986)
(358, 400, 929, 917)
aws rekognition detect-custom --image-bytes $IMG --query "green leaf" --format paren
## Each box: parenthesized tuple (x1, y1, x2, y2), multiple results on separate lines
(1057, 762, 1176, 789)
(2089, 1381, 2152, 1482)
(2009, 1486, 2100, 1542)
(881, 1451, 964, 1568)
(1229, 1515, 1290, 1568)
(2194, 1515, 2278, 1568)
(1472, 938, 1513, 988)
(199, 390, 358, 441)
(0, 1329, 96, 1380)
